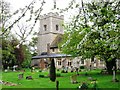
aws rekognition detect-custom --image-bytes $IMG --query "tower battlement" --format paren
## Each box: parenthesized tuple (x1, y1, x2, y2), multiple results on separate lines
(40, 12, 64, 20)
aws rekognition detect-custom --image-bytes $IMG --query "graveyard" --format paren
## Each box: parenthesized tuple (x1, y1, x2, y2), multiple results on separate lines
(1, 0, 120, 89)
(1, 68, 120, 89)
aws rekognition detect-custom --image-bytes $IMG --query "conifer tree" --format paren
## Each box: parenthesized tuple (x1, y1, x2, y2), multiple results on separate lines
(50, 59, 56, 82)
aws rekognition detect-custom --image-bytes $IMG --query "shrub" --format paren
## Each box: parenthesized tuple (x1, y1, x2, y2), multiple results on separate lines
(56, 73, 61, 77)
(79, 82, 88, 89)
(39, 74, 44, 78)
(57, 69, 60, 71)
(61, 70, 68, 73)
(80, 66, 85, 69)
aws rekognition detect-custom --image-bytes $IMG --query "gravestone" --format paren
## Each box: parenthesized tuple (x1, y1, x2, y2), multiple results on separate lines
(7, 66, 10, 71)
(26, 76, 33, 80)
(4, 69, 8, 72)
(88, 77, 93, 81)
(70, 74, 78, 84)
(31, 67, 35, 72)
(112, 66, 119, 82)
(0, 80, 3, 84)
(88, 77, 97, 81)
(18, 73, 24, 79)
(13, 65, 18, 71)
(112, 66, 116, 81)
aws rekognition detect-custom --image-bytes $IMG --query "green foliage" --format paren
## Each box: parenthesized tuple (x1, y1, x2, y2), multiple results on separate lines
(39, 74, 44, 78)
(50, 59, 56, 82)
(21, 45, 32, 68)
(1, 0, 46, 36)
(60, 0, 120, 74)
(80, 66, 85, 69)
(2, 37, 16, 69)
(2, 34, 32, 69)
(80, 82, 88, 89)
(0, 0, 11, 24)
(56, 73, 61, 77)
(29, 36, 38, 56)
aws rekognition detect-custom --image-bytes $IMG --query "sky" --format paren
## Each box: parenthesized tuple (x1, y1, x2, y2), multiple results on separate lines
(8, 0, 71, 14)
(8, 0, 85, 21)
(5, 0, 89, 44)
(5, 0, 75, 44)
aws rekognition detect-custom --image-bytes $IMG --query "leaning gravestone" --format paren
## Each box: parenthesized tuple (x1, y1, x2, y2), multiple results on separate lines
(112, 66, 116, 82)
(70, 74, 78, 84)
(112, 66, 119, 82)
(26, 76, 33, 80)
(18, 73, 24, 79)
(7, 66, 10, 71)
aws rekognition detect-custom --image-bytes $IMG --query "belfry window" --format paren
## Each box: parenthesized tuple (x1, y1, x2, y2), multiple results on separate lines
(44, 25, 47, 31)
(56, 25, 59, 31)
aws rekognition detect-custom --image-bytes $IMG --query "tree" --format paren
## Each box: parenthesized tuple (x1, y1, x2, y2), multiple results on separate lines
(0, 0, 11, 28)
(21, 45, 32, 68)
(0, 0, 46, 69)
(1, 0, 46, 36)
(28, 32, 38, 56)
(2, 35, 17, 69)
(60, 0, 120, 74)
(50, 59, 56, 82)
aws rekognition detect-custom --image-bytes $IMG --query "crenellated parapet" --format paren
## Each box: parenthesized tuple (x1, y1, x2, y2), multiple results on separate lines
(40, 12, 64, 20)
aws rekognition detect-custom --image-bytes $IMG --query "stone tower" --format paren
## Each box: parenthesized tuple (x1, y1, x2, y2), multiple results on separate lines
(37, 12, 64, 55)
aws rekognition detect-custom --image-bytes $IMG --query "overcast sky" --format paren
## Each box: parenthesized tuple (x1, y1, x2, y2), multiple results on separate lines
(5, 0, 89, 43)
(8, 0, 71, 14)
(4, 0, 74, 43)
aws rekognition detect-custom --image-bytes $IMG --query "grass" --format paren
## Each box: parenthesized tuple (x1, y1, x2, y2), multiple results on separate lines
(2, 69, 120, 89)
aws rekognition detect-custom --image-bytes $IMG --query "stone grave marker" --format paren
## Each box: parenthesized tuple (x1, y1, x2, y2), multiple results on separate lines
(112, 66, 119, 82)
(13, 65, 18, 71)
(18, 73, 24, 79)
(70, 74, 78, 84)
(26, 76, 33, 80)
(112, 66, 116, 81)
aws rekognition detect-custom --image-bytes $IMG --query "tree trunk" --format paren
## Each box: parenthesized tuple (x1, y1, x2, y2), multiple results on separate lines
(105, 58, 116, 74)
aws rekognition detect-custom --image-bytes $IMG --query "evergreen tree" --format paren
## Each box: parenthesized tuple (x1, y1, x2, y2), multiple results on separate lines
(50, 59, 56, 82)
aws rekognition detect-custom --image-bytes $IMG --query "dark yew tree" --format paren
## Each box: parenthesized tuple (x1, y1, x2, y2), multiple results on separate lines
(50, 59, 56, 82)
(14, 44, 24, 68)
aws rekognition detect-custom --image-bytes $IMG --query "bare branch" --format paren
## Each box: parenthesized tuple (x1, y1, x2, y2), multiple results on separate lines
(1, 0, 36, 35)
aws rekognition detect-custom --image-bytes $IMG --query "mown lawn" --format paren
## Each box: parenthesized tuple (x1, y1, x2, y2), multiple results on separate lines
(1, 69, 120, 89)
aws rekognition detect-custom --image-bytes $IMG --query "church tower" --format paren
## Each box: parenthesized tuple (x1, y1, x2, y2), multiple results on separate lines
(37, 12, 64, 55)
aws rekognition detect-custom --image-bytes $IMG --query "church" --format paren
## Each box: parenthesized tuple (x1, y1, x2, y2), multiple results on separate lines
(31, 12, 109, 71)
